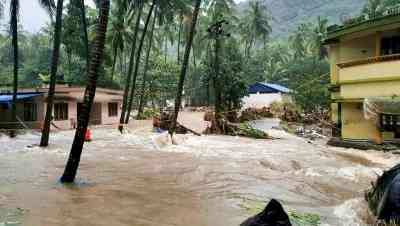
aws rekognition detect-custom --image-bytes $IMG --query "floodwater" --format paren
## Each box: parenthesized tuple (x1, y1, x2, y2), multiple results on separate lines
(0, 120, 399, 226)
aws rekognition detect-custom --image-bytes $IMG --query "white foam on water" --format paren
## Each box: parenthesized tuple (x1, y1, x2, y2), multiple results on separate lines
(333, 199, 365, 226)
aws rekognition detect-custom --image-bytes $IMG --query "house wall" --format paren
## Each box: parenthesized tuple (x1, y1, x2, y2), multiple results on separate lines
(242, 93, 288, 109)
(0, 96, 45, 129)
(51, 101, 121, 129)
(52, 100, 77, 130)
(339, 34, 376, 63)
(101, 102, 121, 125)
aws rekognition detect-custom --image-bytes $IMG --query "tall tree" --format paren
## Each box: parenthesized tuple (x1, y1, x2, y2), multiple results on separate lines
(118, 1, 144, 133)
(61, 0, 110, 183)
(169, 0, 202, 135)
(137, 11, 156, 119)
(124, 0, 156, 124)
(9, 0, 19, 138)
(40, 0, 64, 147)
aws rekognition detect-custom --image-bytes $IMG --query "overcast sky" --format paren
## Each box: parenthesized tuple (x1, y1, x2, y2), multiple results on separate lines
(1, 0, 246, 33)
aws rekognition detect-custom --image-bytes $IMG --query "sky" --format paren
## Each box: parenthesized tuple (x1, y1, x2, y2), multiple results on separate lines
(1, 0, 246, 33)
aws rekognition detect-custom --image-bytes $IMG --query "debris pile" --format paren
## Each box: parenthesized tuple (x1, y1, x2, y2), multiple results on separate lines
(270, 102, 302, 123)
(239, 107, 274, 122)
(153, 110, 201, 135)
(204, 112, 270, 139)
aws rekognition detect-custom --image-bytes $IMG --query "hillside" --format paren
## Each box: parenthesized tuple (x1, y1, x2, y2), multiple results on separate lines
(237, 0, 367, 38)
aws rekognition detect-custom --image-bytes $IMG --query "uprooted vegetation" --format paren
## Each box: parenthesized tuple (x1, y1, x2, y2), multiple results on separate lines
(204, 111, 270, 139)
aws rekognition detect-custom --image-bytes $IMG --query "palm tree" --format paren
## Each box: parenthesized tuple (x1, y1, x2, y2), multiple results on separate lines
(61, 0, 110, 183)
(137, 11, 156, 119)
(40, 0, 64, 147)
(118, 0, 144, 133)
(108, 0, 131, 81)
(169, 0, 202, 135)
(124, 0, 156, 125)
(239, 0, 271, 56)
(362, 0, 384, 17)
(9, 0, 19, 138)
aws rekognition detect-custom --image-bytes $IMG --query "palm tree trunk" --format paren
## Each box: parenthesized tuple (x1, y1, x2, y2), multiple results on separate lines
(118, 2, 144, 133)
(60, 0, 110, 183)
(110, 47, 118, 81)
(164, 36, 168, 64)
(124, 0, 155, 124)
(10, 0, 19, 138)
(213, 37, 222, 122)
(78, 0, 89, 66)
(137, 13, 156, 119)
(169, 0, 202, 135)
(177, 12, 183, 63)
(40, 0, 64, 147)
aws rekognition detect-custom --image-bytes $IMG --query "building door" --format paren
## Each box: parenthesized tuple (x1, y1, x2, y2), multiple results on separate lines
(77, 103, 102, 125)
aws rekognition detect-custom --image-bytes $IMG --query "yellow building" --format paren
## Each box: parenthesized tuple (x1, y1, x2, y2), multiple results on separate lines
(325, 8, 400, 143)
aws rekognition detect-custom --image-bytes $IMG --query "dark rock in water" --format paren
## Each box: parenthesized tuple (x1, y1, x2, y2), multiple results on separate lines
(377, 173, 400, 222)
(240, 199, 292, 226)
(366, 163, 400, 223)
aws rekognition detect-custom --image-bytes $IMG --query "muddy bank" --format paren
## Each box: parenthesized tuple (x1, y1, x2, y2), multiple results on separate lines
(0, 121, 399, 225)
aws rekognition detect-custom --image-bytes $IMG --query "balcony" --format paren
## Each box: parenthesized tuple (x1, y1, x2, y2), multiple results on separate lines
(337, 54, 400, 84)
(335, 54, 400, 99)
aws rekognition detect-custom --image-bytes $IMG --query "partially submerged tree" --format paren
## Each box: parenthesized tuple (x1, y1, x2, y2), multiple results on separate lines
(40, 0, 64, 147)
(169, 0, 202, 135)
(61, 0, 110, 183)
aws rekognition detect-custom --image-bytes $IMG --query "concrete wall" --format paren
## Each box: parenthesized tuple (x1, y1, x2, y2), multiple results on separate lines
(242, 93, 287, 109)
(341, 102, 381, 141)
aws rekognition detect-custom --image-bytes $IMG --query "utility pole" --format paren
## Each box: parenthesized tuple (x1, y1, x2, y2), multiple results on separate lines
(207, 19, 230, 127)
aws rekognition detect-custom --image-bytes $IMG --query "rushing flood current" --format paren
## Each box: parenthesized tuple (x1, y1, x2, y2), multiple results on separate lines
(0, 120, 399, 226)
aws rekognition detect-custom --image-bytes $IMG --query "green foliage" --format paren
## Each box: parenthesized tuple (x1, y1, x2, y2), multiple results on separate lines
(137, 108, 159, 120)
(238, 123, 269, 139)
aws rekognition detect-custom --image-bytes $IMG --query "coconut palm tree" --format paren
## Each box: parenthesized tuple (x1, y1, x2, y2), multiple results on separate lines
(9, 0, 19, 138)
(124, 0, 156, 124)
(239, 0, 271, 56)
(118, 0, 145, 133)
(40, 0, 64, 147)
(169, 0, 202, 135)
(136, 10, 156, 119)
(61, 0, 110, 183)
(108, 0, 131, 81)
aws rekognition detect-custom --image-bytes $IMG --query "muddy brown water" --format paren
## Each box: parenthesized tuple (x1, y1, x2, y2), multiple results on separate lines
(0, 121, 399, 226)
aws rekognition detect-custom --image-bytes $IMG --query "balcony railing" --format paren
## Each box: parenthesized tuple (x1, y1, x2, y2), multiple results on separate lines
(337, 53, 400, 68)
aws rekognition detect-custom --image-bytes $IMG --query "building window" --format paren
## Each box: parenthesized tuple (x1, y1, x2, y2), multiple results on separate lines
(24, 103, 37, 121)
(381, 36, 400, 55)
(54, 103, 68, 121)
(380, 114, 400, 138)
(108, 102, 118, 117)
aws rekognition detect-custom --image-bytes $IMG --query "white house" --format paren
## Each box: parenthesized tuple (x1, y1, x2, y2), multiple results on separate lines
(242, 82, 292, 109)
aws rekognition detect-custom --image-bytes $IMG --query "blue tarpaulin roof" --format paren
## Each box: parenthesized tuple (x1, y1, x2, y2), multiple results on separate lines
(248, 82, 292, 94)
(0, 93, 43, 104)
